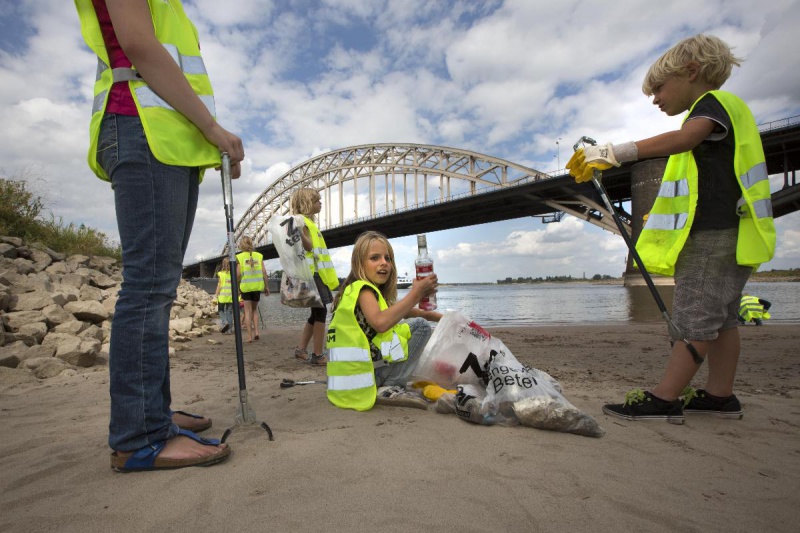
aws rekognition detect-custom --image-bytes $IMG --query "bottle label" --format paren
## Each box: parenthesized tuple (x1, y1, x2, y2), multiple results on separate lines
(415, 264, 433, 276)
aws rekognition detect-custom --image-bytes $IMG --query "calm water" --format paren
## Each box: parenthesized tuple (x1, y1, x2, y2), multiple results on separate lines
(255, 281, 800, 328)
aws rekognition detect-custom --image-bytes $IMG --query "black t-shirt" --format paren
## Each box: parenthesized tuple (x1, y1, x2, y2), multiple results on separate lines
(687, 93, 741, 231)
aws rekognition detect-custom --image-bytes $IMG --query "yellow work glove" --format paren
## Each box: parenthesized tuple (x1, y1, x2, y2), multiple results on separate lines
(566, 148, 603, 183)
(567, 142, 638, 183)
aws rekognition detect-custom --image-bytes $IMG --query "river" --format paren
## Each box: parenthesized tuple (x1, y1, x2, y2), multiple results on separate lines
(252, 281, 799, 329)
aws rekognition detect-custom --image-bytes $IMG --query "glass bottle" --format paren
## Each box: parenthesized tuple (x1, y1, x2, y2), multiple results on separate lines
(415, 234, 437, 310)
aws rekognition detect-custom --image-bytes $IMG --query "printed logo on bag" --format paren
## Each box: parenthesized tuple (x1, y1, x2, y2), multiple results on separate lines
(454, 386, 476, 420)
(489, 360, 538, 394)
(280, 217, 301, 247)
(458, 350, 499, 384)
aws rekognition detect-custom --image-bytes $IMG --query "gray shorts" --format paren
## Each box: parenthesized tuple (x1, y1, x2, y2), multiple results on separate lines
(671, 229, 752, 342)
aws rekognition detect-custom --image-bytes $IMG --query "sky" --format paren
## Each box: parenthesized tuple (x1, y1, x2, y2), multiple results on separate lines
(1, 0, 799, 283)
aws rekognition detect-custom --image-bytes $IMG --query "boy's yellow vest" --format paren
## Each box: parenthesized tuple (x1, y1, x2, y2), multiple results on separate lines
(738, 295, 770, 323)
(326, 281, 411, 411)
(75, 0, 220, 181)
(636, 90, 775, 276)
(302, 216, 339, 291)
(236, 251, 265, 293)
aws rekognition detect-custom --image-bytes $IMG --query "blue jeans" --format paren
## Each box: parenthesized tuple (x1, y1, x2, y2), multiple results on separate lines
(97, 114, 200, 452)
(375, 317, 432, 388)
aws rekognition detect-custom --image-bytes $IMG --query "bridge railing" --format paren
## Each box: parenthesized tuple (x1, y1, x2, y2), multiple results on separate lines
(759, 114, 800, 132)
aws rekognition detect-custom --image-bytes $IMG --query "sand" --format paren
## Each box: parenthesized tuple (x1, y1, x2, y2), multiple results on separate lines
(1, 323, 798, 532)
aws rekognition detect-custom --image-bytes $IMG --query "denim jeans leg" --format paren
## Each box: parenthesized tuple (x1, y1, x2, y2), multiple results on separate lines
(376, 317, 432, 388)
(99, 114, 200, 452)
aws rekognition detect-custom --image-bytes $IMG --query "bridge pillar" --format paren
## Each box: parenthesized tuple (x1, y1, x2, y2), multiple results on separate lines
(624, 158, 674, 287)
(199, 262, 210, 278)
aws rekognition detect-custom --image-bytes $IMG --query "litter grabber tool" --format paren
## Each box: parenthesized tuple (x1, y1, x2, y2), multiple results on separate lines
(280, 378, 326, 389)
(572, 137, 704, 365)
(219, 152, 274, 443)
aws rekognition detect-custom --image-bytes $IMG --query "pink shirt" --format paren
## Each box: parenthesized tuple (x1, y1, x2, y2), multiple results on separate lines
(92, 0, 138, 116)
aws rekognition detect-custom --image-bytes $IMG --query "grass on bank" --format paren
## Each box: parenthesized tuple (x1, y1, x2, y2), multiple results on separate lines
(0, 177, 121, 260)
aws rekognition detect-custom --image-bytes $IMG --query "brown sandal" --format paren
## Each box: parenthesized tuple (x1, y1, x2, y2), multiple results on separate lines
(309, 353, 327, 366)
(294, 348, 308, 362)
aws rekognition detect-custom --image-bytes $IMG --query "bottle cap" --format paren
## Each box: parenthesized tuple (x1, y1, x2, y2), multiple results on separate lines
(416, 234, 427, 247)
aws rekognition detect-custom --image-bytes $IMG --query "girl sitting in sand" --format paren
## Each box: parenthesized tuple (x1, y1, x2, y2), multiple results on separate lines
(326, 231, 442, 411)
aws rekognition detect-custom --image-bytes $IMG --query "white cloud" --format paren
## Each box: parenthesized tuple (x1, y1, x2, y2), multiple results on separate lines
(2, 0, 798, 284)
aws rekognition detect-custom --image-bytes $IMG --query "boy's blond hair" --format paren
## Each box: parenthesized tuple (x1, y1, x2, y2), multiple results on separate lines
(290, 188, 320, 222)
(642, 34, 742, 95)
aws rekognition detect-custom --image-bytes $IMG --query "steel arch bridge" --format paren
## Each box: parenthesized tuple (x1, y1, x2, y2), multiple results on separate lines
(225, 143, 553, 254)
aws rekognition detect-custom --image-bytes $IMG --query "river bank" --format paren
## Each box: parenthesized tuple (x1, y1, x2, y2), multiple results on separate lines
(1, 323, 798, 532)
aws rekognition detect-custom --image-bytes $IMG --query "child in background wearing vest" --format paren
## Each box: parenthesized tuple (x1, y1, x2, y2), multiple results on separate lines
(331, 231, 442, 408)
(567, 35, 775, 423)
(290, 188, 339, 366)
(212, 257, 233, 334)
(236, 236, 270, 343)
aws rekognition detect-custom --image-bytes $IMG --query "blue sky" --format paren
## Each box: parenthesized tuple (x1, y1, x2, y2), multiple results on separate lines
(1, 0, 799, 283)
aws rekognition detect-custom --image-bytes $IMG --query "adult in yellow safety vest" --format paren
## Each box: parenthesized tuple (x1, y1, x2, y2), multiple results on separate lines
(75, 0, 241, 470)
(635, 90, 776, 276)
(326, 280, 412, 411)
(738, 294, 771, 326)
(236, 236, 269, 343)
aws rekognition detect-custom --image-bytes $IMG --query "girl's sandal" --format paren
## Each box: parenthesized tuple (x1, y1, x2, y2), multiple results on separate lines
(309, 353, 327, 366)
(294, 348, 308, 362)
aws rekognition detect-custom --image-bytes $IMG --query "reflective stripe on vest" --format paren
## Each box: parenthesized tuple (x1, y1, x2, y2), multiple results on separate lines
(635, 90, 776, 276)
(303, 216, 339, 291)
(75, 0, 221, 181)
(237, 251, 265, 292)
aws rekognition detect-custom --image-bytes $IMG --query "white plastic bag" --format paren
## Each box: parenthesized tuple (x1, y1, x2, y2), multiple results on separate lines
(412, 311, 494, 389)
(483, 342, 605, 438)
(267, 215, 322, 308)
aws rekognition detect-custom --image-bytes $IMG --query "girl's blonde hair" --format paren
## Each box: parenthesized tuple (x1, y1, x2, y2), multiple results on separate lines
(290, 188, 321, 222)
(221, 257, 230, 271)
(642, 34, 742, 96)
(239, 236, 254, 252)
(332, 231, 397, 311)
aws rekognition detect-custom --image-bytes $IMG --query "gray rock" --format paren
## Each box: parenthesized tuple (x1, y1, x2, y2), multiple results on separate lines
(64, 300, 108, 323)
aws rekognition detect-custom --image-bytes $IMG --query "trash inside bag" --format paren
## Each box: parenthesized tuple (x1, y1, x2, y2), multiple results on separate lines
(412, 311, 493, 389)
(424, 312, 604, 438)
(267, 215, 322, 308)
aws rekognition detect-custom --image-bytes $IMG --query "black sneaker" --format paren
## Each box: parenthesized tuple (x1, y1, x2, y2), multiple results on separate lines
(603, 389, 684, 424)
(683, 389, 743, 419)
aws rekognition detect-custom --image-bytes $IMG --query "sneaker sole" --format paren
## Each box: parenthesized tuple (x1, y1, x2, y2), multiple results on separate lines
(602, 406, 685, 425)
(684, 410, 743, 420)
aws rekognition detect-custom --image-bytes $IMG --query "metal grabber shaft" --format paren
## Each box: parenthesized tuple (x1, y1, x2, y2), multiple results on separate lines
(572, 137, 704, 365)
(219, 152, 274, 442)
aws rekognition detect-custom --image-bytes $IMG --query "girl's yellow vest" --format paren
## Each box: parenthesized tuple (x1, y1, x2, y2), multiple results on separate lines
(635, 91, 775, 276)
(302, 216, 339, 291)
(326, 281, 411, 411)
(75, 0, 220, 181)
(236, 251, 265, 293)
(217, 271, 233, 304)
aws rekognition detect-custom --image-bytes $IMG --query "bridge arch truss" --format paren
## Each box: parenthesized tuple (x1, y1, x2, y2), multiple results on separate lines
(228, 143, 555, 253)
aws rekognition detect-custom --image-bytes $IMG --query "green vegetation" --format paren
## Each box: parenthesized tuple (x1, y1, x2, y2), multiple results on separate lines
(497, 274, 620, 284)
(0, 176, 121, 260)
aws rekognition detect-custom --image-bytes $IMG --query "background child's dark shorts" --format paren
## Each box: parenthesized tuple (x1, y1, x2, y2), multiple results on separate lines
(671, 229, 752, 341)
(241, 290, 261, 302)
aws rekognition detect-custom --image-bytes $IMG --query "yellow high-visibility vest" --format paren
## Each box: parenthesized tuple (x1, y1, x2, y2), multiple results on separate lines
(75, 0, 220, 181)
(217, 271, 233, 304)
(236, 251, 265, 293)
(636, 90, 776, 276)
(303, 216, 339, 291)
(326, 280, 411, 411)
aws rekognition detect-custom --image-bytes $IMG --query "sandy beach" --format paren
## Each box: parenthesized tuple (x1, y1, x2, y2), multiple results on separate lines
(1, 323, 798, 532)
